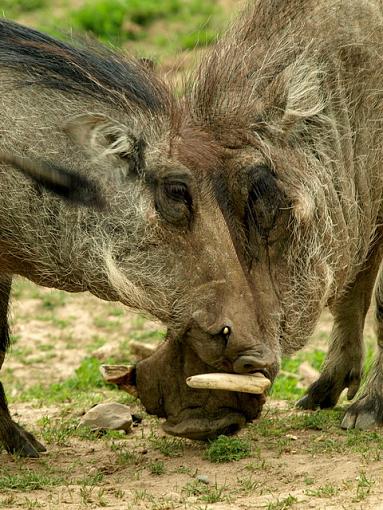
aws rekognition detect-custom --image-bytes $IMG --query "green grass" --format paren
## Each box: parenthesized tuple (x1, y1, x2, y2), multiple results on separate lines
(148, 460, 165, 475)
(17, 356, 103, 401)
(354, 472, 374, 502)
(72, 0, 178, 40)
(267, 495, 298, 510)
(69, 0, 222, 52)
(0, 470, 63, 491)
(13, 356, 134, 406)
(204, 435, 252, 463)
(149, 435, 185, 457)
(305, 484, 339, 498)
(183, 480, 229, 504)
(270, 349, 326, 401)
(2, 0, 46, 17)
(40, 292, 67, 310)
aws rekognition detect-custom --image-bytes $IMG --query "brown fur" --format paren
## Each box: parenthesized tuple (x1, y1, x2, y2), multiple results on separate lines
(4, 0, 383, 447)
(0, 19, 269, 454)
(132, 0, 383, 437)
(181, 0, 383, 430)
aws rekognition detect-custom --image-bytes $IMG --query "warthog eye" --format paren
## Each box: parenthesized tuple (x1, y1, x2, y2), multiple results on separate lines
(154, 175, 194, 227)
(245, 165, 285, 251)
(163, 181, 192, 207)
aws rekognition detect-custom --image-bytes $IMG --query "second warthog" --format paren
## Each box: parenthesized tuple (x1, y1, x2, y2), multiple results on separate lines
(0, 20, 270, 456)
(114, 0, 383, 436)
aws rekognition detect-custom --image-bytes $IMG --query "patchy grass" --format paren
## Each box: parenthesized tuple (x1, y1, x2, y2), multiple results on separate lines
(271, 349, 326, 401)
(183, 479, 229, 504)
(266, 495, 298, 510)
(16, 357, 107, 403)
(148, 460, 166, 475)
(0, 470, 64, 491)
(305, 484, 339, 498)
(354, 472, 375, 502)
(149, 435, 185, 457)
(204, 435, 252, 463)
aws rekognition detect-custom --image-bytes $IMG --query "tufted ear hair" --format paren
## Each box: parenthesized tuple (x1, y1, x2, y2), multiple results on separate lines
(64, 113, 146, 175)
(259, 56, 328, 138)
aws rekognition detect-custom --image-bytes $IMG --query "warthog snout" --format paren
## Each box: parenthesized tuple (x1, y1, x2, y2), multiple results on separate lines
(232, 348, 276, 378)
(188, 307, 279, 381)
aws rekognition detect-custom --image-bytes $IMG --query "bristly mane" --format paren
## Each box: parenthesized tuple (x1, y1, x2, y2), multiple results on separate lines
(0, 19, 170, 112)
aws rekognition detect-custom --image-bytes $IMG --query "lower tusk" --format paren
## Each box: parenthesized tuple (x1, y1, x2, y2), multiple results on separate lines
(186, 372, 271, 394)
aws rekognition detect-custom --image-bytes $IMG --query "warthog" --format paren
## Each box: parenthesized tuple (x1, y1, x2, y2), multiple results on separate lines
(116, 0, 383, 437)
(0, 20, 272, 456)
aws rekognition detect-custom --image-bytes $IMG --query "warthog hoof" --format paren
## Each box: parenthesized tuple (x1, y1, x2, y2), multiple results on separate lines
(297, 368, 362, 411)
(341, 394, 383, 430)
(4, 423, 46, 458)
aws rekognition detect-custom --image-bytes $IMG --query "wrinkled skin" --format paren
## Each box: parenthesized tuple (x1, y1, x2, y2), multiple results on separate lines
(125, 335, 266, 440)
(6, 0, 383, 450)
(121, 0, 383, 438)
(0, 19, 281, 455)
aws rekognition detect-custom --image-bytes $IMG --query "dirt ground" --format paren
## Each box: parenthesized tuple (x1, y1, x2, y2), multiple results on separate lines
(0, 280, 382, 510)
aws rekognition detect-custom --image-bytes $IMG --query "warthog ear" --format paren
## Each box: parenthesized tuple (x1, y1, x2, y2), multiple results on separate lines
(64, 113, 146, 175)
(260, 57, 327, 137)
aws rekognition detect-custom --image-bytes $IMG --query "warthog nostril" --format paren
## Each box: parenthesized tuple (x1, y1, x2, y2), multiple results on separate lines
(233, 355, 270, 375)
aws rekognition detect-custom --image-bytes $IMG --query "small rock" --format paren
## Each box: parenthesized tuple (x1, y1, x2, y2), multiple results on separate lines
(196, 474, 210, 484)
(298, 361, 320, 387)
(79, 403, 133, 432)
(92, 343, 122, 362)
(129, 340, 157, 360)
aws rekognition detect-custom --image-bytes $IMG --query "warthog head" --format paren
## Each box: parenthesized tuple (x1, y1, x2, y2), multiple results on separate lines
(1, 19, 281, 439)
(100, 0, 368, 439)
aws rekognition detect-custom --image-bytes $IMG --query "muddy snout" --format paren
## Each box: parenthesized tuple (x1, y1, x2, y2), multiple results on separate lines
(190, 308, 279, 381)
(232, 347, 278, 380)
(102, 335, 273, 441)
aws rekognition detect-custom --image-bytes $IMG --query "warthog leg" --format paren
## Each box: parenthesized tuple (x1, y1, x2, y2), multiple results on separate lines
(0, 383, 46, 457)
(342, 263, 383, 429)
(0, 275, 46, 457)
(298, 240, 383, 411)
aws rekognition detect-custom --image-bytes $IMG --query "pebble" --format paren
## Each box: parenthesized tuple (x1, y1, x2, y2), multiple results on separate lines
(196, 474, 210, 484)
(79, 403, 133, 432)
(129, 340, 157, 359)
(298, 361, 320, 387)
(92, 343, 122, 362)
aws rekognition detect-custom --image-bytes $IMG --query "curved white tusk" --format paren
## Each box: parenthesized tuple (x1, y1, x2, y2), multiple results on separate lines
(186, 372, 271, 394)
